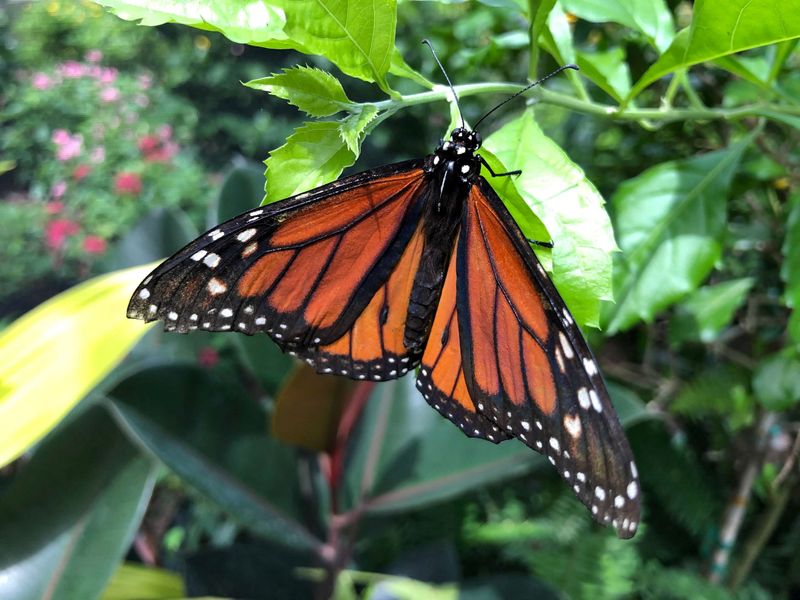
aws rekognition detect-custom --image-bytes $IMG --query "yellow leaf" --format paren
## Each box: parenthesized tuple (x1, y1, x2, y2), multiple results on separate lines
(0, 263, 156, 467)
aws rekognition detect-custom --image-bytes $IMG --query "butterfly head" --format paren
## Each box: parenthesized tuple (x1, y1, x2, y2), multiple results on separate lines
(449, 127, 482, 151)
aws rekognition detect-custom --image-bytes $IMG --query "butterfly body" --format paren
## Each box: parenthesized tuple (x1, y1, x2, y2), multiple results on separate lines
(128, 124, 641, 539)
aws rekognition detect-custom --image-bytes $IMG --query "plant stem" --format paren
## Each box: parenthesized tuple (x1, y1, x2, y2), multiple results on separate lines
(370, 83, 800, 125)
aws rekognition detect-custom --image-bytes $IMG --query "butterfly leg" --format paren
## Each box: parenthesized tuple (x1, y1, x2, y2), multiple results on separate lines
(478, 155, 521, 178)
(528, 238, 554, 249)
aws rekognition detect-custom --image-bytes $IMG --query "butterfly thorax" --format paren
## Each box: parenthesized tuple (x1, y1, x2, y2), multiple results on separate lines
(424, 127, 483, 212)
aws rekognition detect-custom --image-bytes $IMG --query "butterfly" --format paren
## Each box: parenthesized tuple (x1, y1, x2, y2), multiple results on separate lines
(127, 45, 641, 538)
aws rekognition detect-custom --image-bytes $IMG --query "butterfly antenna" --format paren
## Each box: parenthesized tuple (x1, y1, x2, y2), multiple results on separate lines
(422, 39, 465, 128)
(473, 64, 579, 130)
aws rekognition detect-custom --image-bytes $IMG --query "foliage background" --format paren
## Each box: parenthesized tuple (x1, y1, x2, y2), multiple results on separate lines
(1, 0, 799, 598)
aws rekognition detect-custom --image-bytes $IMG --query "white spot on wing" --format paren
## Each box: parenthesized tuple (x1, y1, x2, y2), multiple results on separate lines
(237, 228, 257, 242)
(138, 288, 150, 299)
(577, 387, 591, 409)
(549, 437, 560, 451)
(191, 250, 207, 261)
(589, 390, 602, 413)
(595, 486, 606, 501)
(255, 317, 266, 326)
(203, 253, 221, 268)
(167, 311, 178, 321)
(208, 229, 224, 241)
(627, 481, 638, 499)
(614, 495, 625, 508)
(559, 332, 574, 359)
(207, 277, 227, 295)
(220, 308, 233, 318)
(583, 357, 599, 376)
(563, 414, 582, 437)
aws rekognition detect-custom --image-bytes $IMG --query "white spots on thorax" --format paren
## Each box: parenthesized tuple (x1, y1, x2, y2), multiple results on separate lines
(563, 414, 582, 437)
(207, 277, 227, 295)
(203, 253, 221, 268)
(237, 228, 257, 242)
(614, 495, 625, 508)
(583, 357, 599, 376)
(138, 288, 151, 300)
(433, 155, 440, 165)
(559, 332, 574, 359)
(167, 311, 178, 321)
(460, 164, 470, 174)
(627, 481, 638, 499)
(220, 308, 233, 318)
(456, 146, 466, 155)
(594, 486, 606, 501)
(208, 229, 224, 241)
(549, 437, 560, 451)
(191, 250, 207, 261)
(589, 389, 602, 413)
(577, 387, 591, 410)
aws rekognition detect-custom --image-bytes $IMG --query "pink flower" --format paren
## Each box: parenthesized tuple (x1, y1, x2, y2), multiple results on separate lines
(137, 73, 152, 90)
(100, 87, 120, 103)
(32, 72, 52, 90)
(45, 219, 80, 250)
(198, 347, 219, 368)
(45, 201, 64, 215)
(157, 124, 173, 140)
(90, 146, 106, 164)
(85, 49, 103, 63)
(73, 164, 91, 181)
(98, 67, 118, 85)
(138, 134, 178, 163)
(114, 172, 142, 196)
(51, 181, 67, 199)
(59, 61, 85, 79)
(82, 235, 107, 254)
(52, 130, 83, 161)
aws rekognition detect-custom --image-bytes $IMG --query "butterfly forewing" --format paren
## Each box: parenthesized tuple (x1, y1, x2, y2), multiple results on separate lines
(456, 181, 641, 538)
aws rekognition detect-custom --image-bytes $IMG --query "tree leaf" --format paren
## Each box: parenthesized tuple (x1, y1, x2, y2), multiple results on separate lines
(264, 121, 356, 203)
(102, 563, 185, 600)
(483, 109, 616, 328)
(753, 351, 800, 411)
(245, 66, 354, 117)
(339, 104, 379, 155)
(781, 193, 800, 343)
(669, 278, 754, 344)
(560, 0, 675, 51)
(92, 0, 286, 43)
(604, 139, 750, 334)
(576, 47, 632, 102)
(0, 406, 157, 600)
(629, 0, 800, 99)
(0, 264, 156, 468)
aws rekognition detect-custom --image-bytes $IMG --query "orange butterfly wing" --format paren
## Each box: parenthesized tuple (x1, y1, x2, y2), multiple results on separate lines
(128, 161, 433, 379)
(455, 180, 641, 538)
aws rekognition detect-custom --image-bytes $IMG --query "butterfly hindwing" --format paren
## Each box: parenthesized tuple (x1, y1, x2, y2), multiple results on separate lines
(456, 180, 641, 538)
(128, 160, 437, 380)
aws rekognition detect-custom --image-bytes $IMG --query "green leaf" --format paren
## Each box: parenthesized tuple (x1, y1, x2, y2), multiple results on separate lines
(245, 66, 354, 117)
(389, 49, 434, 89)
(339, 104, 380, 154)
(753, 350, 800, 410)
(781, 194, 800, 344)
(560, 0, 675, 51)
(215, 163, 267, 223)
(528, 0, 557, 73)
(274, 0, 398, 90)
(339, 378, 543, 516)
(92, 0, 286, 43)
(483, 109, 617, 328)
(671, 366, 753, 430)
(102, 563, 185, 600)
(540, 3, 577, 65)
(0, 406, 157, 600)
(264, 121, 356, 203)
(629, 0, 800, 99)
(576, 47, 632, 102)
(0, 264, 156, 468)
(604, 139, 750, 334)
(669, 278, 754, 344)
(107, 365, 323, 553)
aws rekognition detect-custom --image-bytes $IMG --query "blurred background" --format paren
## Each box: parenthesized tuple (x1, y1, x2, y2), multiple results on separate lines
(1, 1, 799, 598)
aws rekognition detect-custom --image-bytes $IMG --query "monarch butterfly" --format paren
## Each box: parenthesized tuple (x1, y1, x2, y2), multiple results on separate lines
(127, 44, 640, 538)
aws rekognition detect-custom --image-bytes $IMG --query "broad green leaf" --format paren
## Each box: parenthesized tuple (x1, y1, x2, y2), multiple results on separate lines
(484, 109, 616, 328)
(102, 563, 185, 600)
(107, 365, 322, 553)
(604, 140, 750, 333)
(629, 0, 800, 99)
(339, 104, 380, 154)
(339, 377, 542, 516)
(529, 0, 557, 74)
(92, 0, 287, 43)
(576, 47, 632, 102)
(264, 121, 356, 203)
(389, 49, 433, 89)
(0, 264, 156, 468)
(669, 278, 754, 344)
(540, 3, 577, 65)
(560, 0, 675, 51)
(245, 66, 354, 117)
(274, 0, 397, 90)
(0, 406, 157, 600)
(753, 350, 800, 410)
(781, 194, 800, 343)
